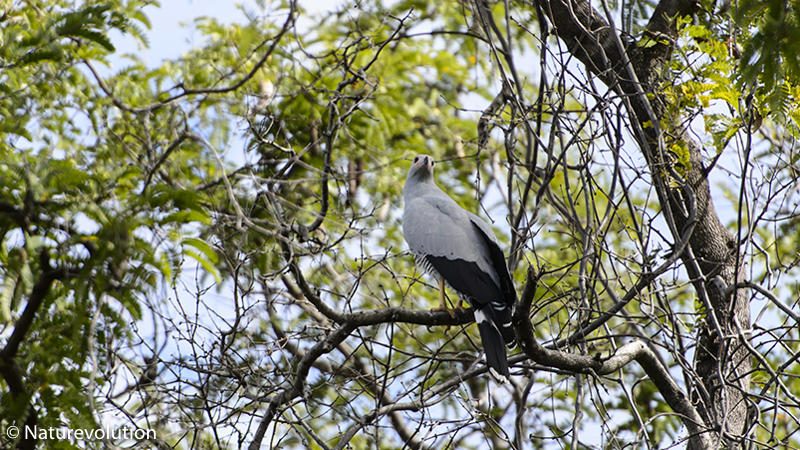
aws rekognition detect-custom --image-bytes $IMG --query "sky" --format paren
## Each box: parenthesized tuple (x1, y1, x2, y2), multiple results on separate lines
(108, 1, 238, 68)
(109, 0, 342, 68)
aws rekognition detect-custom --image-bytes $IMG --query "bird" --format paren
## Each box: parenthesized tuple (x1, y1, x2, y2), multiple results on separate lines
(402, 154, 517, 380)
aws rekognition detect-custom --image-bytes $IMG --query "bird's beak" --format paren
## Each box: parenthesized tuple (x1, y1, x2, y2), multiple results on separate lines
(420, 156, 434, 171)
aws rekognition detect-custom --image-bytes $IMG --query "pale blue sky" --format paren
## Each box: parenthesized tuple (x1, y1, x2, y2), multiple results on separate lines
(109, 0, 341, 68)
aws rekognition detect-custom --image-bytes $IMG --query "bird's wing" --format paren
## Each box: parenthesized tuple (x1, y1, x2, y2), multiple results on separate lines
(468, 216, 517, 306)
(402, 192, 485, 264)
(467, 211, 500, 243)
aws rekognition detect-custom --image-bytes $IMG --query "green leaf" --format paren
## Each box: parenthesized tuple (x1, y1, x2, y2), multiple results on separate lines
(0, 272, 17, 324)
(0, 122, 32, 141)
(183, 248, 221, 284)
(71, 29, 116, 52)
(182, 237, 221, 283)
(18, 48, 64, 66)
(182, 237, 218, 265)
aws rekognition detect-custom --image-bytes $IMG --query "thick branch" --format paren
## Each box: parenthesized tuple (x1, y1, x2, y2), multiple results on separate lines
(0, 257, 61, 450)
(513, 268, 713, 449)
(286, 250, 475, 327)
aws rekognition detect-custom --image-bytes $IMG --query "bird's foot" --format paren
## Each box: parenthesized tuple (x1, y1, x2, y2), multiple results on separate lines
(430, 306, 465, 318)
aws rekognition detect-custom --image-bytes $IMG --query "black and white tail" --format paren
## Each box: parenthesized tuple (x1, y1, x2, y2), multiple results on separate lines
(489, 299, 516, 349)
(475, 306, 510, 381)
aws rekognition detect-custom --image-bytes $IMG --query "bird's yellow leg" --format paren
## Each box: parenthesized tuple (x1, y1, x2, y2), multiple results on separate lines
(435, 277, 456, 318)
(439, 277, 455, 317)
(439, 276, 447, 311)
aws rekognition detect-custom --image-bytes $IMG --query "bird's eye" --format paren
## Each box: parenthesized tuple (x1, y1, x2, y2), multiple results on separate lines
(431, 160, 435, 166)
(414, 156, 419, 162)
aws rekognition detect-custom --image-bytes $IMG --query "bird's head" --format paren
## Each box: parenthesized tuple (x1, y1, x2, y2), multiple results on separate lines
(407, 154, 435, 182)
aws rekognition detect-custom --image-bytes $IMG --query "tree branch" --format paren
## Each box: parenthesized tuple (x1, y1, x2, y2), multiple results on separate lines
(513, 267, 714, 449)
(0, 254, 63, 450)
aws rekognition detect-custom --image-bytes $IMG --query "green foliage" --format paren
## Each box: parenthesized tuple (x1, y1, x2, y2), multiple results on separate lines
(0, 0, 224, 446)
(735, 0, 800, 115)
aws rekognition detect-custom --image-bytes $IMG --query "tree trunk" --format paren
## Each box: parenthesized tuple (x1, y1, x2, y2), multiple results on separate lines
(535, 0, 752, 445)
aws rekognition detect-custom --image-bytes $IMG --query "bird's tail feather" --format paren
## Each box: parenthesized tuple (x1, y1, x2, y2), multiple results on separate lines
(475, 308, 510, 382)
(490, 300, 516, 348)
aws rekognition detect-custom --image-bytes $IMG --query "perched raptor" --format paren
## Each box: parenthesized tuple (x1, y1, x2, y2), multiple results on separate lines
(402, 154, 516, 380)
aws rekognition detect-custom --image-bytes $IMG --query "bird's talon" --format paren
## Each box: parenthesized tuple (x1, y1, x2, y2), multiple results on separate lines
(429, 306, 464, 318)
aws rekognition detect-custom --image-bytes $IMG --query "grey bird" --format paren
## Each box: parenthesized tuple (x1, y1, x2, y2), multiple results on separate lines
(402, 154, 516, 380)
